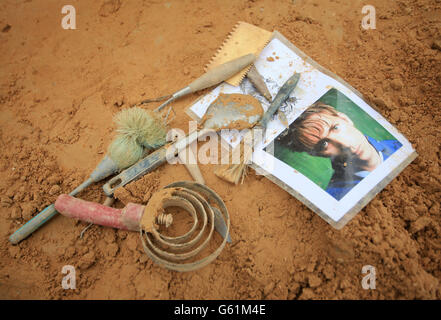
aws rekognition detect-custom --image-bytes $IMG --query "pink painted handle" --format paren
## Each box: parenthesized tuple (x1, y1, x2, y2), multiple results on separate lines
(54, 194, 144, 231)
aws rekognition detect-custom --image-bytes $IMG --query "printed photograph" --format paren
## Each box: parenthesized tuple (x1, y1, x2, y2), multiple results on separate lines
(272, 88, 403, 201)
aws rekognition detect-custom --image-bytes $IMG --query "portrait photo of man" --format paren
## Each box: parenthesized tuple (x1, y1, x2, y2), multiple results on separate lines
(273, 88, 403, 201)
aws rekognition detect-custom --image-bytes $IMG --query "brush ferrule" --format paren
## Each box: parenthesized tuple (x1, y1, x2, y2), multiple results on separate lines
(155, 87, 192, 112)
(172, 86, 192, 99)
(90, 155, 119, 182)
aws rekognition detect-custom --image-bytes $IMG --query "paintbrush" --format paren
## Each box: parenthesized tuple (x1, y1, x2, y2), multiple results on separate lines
(9, 107, 167, 244)
(137, 53, 256, 112)
(214, 73, 301, 184)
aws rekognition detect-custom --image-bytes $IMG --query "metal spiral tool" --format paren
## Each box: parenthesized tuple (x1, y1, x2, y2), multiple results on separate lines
(140, 181, 230, 272)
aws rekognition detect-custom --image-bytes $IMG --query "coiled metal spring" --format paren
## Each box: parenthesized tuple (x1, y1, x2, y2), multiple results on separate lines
(140, 181, 230, 272)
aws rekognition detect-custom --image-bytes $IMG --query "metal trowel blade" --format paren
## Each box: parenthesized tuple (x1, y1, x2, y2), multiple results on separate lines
(201, 94, 263, 131)
(213, 207, 232, 243)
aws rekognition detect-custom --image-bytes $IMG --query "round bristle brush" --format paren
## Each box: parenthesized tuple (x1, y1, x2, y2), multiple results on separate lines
(108, 107, 167, 168)
(9, 107, 167, 244)
(112, 107, 167, 151)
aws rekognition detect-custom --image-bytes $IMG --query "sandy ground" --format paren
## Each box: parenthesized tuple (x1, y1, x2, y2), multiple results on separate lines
(0, 0, 440, 299)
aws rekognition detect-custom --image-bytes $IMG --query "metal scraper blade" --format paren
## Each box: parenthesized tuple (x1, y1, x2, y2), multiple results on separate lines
(213, 207, 231, 243)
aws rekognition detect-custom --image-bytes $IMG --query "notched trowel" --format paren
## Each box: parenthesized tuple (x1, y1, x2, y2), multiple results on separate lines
(206, 21, 273, 101)
(206, 21, 272, 86)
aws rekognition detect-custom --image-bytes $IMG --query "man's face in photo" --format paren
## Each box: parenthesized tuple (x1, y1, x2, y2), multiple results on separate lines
(305, 112, 373, 162)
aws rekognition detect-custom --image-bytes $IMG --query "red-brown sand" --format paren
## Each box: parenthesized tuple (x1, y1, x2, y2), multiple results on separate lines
(0, 0, 440, 299)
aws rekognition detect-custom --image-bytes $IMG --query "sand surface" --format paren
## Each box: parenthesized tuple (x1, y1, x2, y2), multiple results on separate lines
(0, 0, 440, 299)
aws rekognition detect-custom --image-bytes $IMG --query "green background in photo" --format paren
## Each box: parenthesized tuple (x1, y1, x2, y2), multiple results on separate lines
(273, 88, 397, 190)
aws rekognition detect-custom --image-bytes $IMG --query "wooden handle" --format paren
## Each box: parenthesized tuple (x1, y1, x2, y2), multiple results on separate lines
(55, 194, 143, 231)
(188, 54, 255, 92)
(178, 146, 205, 185)
(247, 65, 272, 102)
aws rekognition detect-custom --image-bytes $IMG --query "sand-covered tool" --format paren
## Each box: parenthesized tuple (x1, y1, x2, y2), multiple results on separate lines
(137, 53, 256, 112)
(206, 22, 272, 102)
(139, 23, 271, 111)
(168, 130, 205, 185)
(215, 73, 301, 184)
(206, 21, 272, 87)
(9, 108, 167, 244)
(55, 181, 230, 271)
(103, 93, 264, 196)
(247, 64, 272, 102)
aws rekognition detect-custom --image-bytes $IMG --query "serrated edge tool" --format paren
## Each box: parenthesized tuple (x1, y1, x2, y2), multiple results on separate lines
(205, 21, 273, 91)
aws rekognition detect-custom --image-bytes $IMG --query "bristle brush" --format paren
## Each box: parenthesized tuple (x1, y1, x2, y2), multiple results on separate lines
(9, 107, 167, 244)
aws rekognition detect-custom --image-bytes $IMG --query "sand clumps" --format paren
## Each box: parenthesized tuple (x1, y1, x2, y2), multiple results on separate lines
(1, 0, 440, 299)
